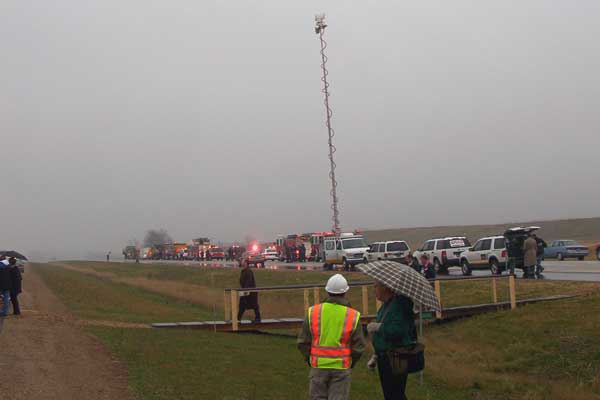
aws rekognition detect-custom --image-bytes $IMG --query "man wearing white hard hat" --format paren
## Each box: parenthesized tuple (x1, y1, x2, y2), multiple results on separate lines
(297, 274, 366, 400)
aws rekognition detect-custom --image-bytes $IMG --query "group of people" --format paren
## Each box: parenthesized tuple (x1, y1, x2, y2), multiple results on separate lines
(0, 256, 22, 317)
(405, 253, 436, 280)
(236, 260, 417, 400)
(297, 274, 416, 400)
(285, 243, 308, 263)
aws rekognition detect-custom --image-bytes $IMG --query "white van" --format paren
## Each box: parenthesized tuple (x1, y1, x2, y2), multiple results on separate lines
(322, 234, 369, 271)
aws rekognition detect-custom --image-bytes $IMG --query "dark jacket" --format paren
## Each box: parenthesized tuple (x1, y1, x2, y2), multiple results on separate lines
(408, 259, 421, 273)
(9, 266, 22, 294)
(372, 295, 416, 353)
(0, 265, 12, 291)
(535, 237, 547, 257)
(297, 296, 366, 367)
(422, 262, 436, 279)
(239, 266, 259, 309)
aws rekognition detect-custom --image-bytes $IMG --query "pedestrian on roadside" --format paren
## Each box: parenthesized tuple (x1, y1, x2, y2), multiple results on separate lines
(8, 258, 21, 315)
(285, 246, 291, 263)
(106, 252, 111, 262)
(420, 254, 435, 279)
(297, 274, 365, 400)
(366, 280, 417, 400)
(237, 259, 261, 322)
(405, 254, 421, 273)
(299, 244, 307, 262)
(0, 257, 12, 317)
(523, 234, 537, 278)
(532, 233, 547, 277)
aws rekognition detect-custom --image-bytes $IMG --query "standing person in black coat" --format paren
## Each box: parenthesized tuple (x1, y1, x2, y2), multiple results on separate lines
(237, 259, 261, 322)
(421, 254, 436, 280)
(0, 257, 12, 317)
(8, 258, 22, 315)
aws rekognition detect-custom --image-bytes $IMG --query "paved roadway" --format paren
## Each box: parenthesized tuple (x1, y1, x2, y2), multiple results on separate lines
(136, 259, 600, 282)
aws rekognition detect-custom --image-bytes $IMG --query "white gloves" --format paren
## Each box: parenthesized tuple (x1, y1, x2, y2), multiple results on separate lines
(367, 322, 382, 334)
(367, 354, 378, 371)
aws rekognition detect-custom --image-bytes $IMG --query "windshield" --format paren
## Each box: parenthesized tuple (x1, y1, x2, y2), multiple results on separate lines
(448, 239, 471, 248)
(387, 242, 408, 251)
(212, 248, 223, 252)
(342, 238, 367, 249)
(563, 240, 578, 246)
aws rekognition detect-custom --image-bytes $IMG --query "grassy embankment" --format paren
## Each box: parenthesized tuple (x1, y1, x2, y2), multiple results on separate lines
(35, 261, 600, 400)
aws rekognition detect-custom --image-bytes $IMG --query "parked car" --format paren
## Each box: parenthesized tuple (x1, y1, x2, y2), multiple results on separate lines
(544, 240, 589, 261)
(413, 237, 472, 273)
(459, 236, 507, 275)
(206, 247, 225, 260)
(596, 243, 600, 261)
(363, 241, 410, 264)
(262, 249, 278, 261)
(239, 250, 266, 268)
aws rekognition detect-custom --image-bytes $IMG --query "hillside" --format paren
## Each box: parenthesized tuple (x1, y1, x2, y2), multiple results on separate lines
(363, 217, 600, 248)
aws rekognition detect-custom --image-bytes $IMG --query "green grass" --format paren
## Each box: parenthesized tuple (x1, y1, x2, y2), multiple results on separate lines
(33, 262, 600, 399)
(36, 264, 213, 323)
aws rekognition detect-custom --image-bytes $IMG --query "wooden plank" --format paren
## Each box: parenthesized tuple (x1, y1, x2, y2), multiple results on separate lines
(491, 278, 498, 304)
(434, 280, 442, 319)
(361, 286, 369, 315)
(509, 275, 516, 310)
(224, 291, 231, 321)
(313, 287, 320, 304)
(231, 290, 239, 331)
(304, 288, 309, 313)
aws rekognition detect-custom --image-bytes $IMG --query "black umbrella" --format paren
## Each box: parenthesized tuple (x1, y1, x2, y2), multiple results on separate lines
(0, 250, 28, 261)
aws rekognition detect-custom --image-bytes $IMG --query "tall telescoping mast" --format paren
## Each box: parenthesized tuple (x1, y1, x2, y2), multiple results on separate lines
(314, 14, 341, 236)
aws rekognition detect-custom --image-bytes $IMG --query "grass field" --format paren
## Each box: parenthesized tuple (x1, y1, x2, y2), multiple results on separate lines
(35, 262, 600, 399)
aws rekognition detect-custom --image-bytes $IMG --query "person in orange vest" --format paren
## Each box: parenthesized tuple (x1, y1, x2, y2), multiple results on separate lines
(297, 274, 366, 400)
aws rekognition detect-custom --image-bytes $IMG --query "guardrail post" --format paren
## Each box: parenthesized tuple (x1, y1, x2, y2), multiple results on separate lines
(361, 286, 369, 315)
(304, 288, 310, 313)
(434, 280, 442, 319)
(313, 287, 320, 304)
(231, 290, 239, 331)
(224, 291, 231, 321)
(509, 275, 516, 310)
(491, 278, 498, 304)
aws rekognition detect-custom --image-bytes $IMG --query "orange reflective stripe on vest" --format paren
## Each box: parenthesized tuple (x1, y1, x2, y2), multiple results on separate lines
(308, 302, 360, 369)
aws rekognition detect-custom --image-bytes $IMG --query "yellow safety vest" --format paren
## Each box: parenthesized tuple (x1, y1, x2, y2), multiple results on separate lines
(308, 302, 360, 369)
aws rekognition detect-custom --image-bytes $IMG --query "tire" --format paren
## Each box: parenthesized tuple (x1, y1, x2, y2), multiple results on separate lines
(490, 259, 501, 275)
(557, 252, 564, 261)
(433, 258, 447, 274)
(461, 259, 472, 276)
(343, 258, 350, 271)
(577, 256, 584, 261)
(597, 249, 600, 261)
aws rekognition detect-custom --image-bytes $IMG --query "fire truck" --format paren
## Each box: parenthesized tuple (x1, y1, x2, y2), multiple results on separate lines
(275, 231, 336, 262)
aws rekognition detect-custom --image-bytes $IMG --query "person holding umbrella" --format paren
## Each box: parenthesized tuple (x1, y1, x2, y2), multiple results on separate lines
(358, 261, 441, 400)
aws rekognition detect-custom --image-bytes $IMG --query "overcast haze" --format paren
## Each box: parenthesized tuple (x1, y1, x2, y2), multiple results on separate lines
(1, 1, 599, 260)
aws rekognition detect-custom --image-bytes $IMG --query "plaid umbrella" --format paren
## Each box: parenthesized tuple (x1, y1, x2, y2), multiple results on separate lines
(358, 260, 441, 311)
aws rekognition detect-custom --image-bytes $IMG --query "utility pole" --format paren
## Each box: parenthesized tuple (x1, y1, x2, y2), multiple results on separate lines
(315, 14, 341, 236)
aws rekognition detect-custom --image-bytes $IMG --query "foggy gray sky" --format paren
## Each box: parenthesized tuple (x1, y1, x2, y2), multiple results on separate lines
(1, 1, 599, 260)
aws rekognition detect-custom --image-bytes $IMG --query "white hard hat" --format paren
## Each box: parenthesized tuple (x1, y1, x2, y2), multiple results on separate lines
(325, 274, 349, 294)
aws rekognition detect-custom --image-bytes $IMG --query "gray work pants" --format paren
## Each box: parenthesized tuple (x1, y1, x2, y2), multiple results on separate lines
(309, 368, 352, 400)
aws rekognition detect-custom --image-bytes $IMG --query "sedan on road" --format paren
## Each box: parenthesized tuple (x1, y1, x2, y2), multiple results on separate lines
(544, 240, 589, 261)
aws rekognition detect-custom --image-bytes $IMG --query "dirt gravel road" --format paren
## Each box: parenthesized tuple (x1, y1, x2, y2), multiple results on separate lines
(0, 265, 136, 400)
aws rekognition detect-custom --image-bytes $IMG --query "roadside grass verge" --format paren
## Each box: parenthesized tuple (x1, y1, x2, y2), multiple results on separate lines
(35, 263, 213, 323)
(52, 261, 598, 318)
(35, 262, 600, 399)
